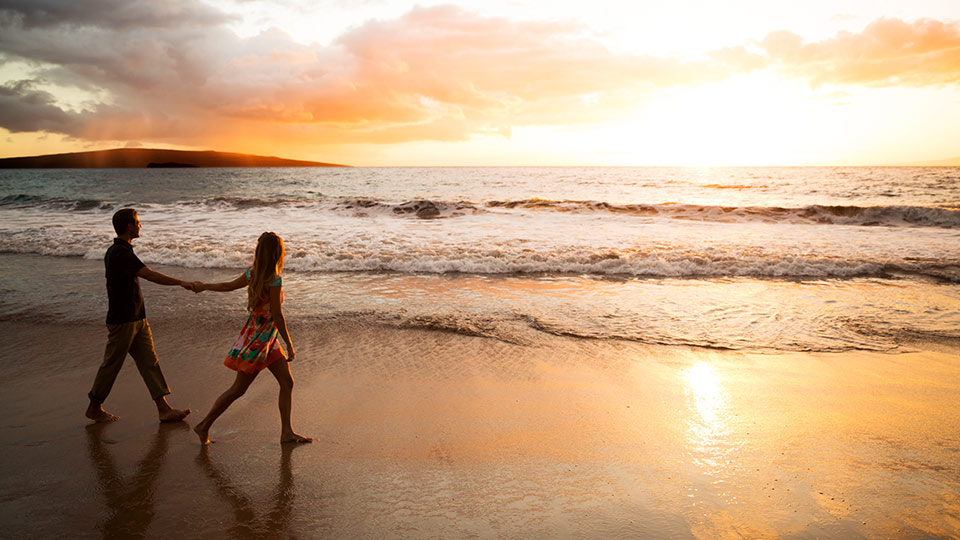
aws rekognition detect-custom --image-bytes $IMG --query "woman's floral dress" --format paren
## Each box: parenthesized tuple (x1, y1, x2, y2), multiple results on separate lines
(224, 268, 285, 373)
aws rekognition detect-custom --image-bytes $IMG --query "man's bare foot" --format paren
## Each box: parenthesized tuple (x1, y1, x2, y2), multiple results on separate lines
(159, 408, 191, 423)
(281, 432, 312, 444)
(86, 404, 119, 423)
(194, 423, 214, 445)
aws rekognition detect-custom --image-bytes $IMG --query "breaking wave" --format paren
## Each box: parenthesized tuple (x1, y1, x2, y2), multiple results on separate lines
(0, 194, 116, 212)
(485, 199, 960, 228)
(0, 228, 956, 281)
(3, 193, 959, 227)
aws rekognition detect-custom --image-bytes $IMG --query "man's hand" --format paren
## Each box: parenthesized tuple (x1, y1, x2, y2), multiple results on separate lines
(180, 281, 202, 293)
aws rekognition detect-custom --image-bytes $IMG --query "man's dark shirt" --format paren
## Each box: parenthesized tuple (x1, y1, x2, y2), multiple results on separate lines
(105, 238, 146, 324)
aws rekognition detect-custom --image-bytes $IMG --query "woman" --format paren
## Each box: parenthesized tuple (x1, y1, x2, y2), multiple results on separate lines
(192, 232, 311, 445)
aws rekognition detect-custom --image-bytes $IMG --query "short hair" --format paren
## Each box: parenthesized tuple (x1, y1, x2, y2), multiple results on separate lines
(112, 208, 138, 235)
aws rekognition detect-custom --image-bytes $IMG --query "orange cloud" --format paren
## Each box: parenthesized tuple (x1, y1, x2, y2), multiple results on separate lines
(218, 6, 739, 143)
(0, 4, 743, 147)
(761, 17, 960, 87)
(1, 3, 958, 153)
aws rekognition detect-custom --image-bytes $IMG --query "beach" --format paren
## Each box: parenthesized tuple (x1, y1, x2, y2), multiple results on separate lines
(2, 278, 958, 538)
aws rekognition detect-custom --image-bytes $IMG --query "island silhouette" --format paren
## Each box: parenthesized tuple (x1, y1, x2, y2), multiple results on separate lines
(0, 148, 347, 168)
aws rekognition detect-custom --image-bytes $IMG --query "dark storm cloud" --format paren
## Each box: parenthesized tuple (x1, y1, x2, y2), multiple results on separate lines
(0, 79, 84, 133)
(0, 0, 233, 29)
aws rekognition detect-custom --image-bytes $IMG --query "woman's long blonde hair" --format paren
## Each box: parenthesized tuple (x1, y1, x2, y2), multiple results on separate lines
(247, 232, 285, 311)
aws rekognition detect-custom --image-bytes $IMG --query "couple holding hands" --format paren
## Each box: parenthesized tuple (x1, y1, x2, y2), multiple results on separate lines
(85, 208, 311, 446)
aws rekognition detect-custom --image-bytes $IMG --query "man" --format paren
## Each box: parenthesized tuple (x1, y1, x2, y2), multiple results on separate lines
(85, 208, 193, 423)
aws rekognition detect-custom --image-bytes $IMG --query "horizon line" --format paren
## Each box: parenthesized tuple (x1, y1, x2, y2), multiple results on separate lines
(1, 147, 958, 168)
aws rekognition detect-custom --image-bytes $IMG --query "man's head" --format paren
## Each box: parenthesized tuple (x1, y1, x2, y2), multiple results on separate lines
(112, 208, 141, 239)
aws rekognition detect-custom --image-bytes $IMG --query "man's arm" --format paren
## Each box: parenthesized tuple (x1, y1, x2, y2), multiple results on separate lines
(137, 266, 186, 287)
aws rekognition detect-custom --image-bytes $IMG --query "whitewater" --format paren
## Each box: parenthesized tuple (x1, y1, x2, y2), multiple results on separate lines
(1, 166, 958, 353)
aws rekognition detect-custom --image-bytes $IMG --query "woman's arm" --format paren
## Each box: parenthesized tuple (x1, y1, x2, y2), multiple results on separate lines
(269, 285, 295, 361)
(197, 272, 248, 293)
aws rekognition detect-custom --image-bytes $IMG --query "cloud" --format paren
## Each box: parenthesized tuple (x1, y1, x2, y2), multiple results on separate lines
(0, 0, 233, 29)
(0, 3, 744, 146)
(0, 79, 85, 133)
(761, 17, 960, 87)
(247, 6, 742, 138)
(0, 3, 958, 151)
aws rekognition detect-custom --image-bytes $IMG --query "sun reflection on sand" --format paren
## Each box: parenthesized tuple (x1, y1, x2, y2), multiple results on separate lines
(684, 362, 734, 475)
(687, 362, 722, 421)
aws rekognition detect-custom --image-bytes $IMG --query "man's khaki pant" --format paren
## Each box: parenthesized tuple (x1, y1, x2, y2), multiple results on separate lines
(88, 319, 171, 403)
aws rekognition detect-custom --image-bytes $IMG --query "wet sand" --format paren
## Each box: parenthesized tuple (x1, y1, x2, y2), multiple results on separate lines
(1, 318, 958, 538)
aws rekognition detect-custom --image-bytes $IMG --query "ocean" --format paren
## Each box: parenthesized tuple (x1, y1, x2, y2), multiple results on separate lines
(1, 166, 958, 353)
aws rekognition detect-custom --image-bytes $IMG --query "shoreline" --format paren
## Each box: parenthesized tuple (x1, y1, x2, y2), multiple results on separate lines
(2, 317, 958, 538)
(2, 252, 957, 356)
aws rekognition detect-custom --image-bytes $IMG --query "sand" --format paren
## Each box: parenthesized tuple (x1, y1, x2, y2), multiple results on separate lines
(1, 317, 958, 538)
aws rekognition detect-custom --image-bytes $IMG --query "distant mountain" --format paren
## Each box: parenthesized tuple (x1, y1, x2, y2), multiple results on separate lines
(0, 148, 348, 168)
(899, 156, 960, 166)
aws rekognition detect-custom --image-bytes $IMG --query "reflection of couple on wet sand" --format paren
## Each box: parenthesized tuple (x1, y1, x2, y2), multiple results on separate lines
(85, 422, 302, 538)
(85, 208, 311, 445)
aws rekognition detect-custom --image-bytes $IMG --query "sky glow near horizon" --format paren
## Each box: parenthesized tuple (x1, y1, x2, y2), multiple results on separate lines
(1, 0, 959, 166)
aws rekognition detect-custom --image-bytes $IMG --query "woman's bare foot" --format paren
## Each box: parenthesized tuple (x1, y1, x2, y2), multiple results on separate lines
(194, 422, 214, 445)
(281, 432, 312, 444)
(85, 404, 119, 423)
(159, 407, 191, 423)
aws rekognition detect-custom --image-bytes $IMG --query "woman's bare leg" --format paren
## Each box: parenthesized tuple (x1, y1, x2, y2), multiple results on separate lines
(266, 359, 311, 443)
(194, 370, 257, 444)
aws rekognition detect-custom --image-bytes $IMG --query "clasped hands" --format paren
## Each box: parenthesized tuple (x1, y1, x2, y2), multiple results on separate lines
(179, 281, 206, 293)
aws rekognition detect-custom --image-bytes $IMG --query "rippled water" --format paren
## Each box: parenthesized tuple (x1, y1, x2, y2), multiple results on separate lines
(1, 167, 958, 353)
(1, 167, 958, 278)
(2, 255, 957, 354)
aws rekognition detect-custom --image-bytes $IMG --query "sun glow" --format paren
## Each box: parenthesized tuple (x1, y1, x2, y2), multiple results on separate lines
(566, 74, 833, 166)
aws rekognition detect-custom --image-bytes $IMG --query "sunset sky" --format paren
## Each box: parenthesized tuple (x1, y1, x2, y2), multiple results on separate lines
(1, 0, 959, 166)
